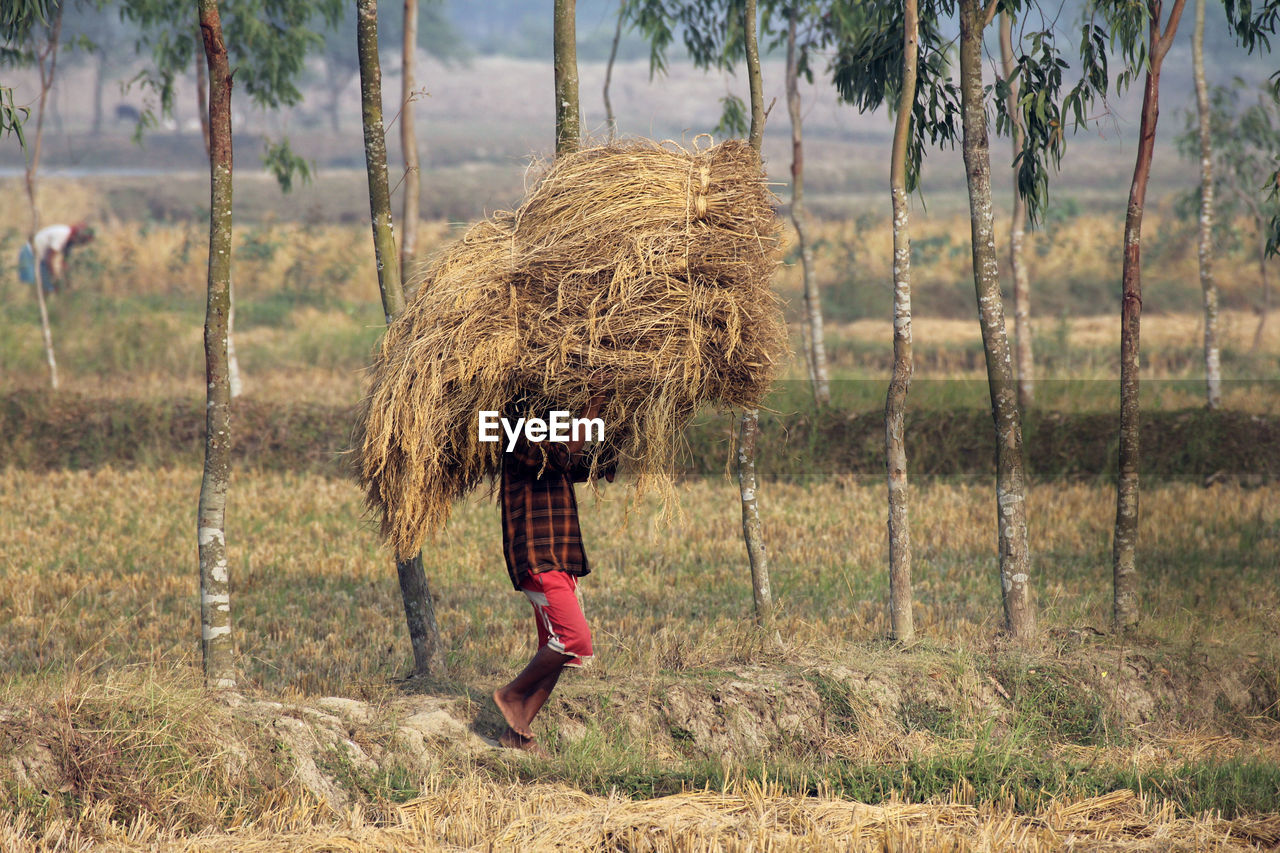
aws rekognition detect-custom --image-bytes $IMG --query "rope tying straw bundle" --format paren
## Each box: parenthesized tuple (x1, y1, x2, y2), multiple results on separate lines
(692, 163, 711, 219)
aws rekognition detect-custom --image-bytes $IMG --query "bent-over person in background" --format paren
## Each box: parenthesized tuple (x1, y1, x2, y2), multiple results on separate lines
(19, 223, 95, 294)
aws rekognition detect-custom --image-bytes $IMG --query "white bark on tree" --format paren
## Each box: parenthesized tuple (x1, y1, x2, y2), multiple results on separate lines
(1193, 0, 1221, 409)
(24, 4, 62, 392)
(604, 0, 624, 139)
(999, 12, 1034, 409)
(958, 0, 1035, 639)
(227, 290, 242, 398)
(400, 0, 422, 278)
(196, 31, 240, 401)
(198, 0, 236, 689)
(785, 7, 829, 407)
(554, 0, 581, 156)
(739, 0, 776, 636)
(886, 0, 919, 644)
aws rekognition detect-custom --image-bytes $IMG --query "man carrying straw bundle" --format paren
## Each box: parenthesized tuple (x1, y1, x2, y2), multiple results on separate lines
(353, 140, 789, 747)
(493, 393, 612, 753)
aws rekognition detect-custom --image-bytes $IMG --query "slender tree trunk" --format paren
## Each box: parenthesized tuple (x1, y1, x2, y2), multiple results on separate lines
(33, 267, 58, 390)
(1113, 0, 1186, 632)
(737, 413, 773, 629)
(198, 0, 235, 690)
(999, 12, 1034, 409)
(738, 0, 774, 633)
(1193, 0, 1221, 409)
(92, 51, 105, 135)
(958, 0, 1035, 639)
(51, 79, 63, 138)
(195, 32, 239, 399)
(400, 0, 421, 277)
(195, 30, 211, 156)
(358, 0, 406, 321)
(554, 0, 580, 156)
(25, 5, 62, 392)
(786, 7, 829, 407)
(1254, 240, 1270, 351)
(227, 293, 242, 398)
(744, 0, 764, 154)
(799, 319, 816, 386)
(886, 0, 919, 644)
(357, 0, 446, 676)
(603, 0, 624, 139)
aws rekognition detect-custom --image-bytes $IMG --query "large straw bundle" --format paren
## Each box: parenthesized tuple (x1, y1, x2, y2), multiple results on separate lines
(355, 139, 787, 559)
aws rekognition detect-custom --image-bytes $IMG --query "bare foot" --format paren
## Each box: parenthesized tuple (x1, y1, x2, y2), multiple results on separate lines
(493, 687, 533, 738)
(498, 726, 548, 757)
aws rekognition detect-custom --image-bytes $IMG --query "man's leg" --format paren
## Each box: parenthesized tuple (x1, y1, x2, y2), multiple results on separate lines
(494, 644, 572, 740)
(494, 571, 592, 749)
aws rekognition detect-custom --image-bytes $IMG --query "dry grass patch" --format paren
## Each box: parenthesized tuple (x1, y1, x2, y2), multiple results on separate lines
(3, 775, 1275, 851)
(0, 468, 1275, 697)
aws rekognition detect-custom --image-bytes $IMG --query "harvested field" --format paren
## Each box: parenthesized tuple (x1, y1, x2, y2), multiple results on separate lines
(2, 466, 1277, 849)
(6, 783, 1272, 851)
(3, 171, 1278, 849)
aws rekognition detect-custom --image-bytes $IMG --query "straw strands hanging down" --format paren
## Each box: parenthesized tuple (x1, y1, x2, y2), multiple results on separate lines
(354, 139, 788, 559)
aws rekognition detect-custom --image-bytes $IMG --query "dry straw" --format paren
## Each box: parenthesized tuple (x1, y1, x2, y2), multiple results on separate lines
(354, 139, 788, 558)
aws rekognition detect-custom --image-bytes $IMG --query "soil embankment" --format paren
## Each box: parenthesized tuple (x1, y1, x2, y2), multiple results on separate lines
(4, 391, 1277, 483)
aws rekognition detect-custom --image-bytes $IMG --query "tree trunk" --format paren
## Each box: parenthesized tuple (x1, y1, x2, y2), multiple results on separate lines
(195, 31, 239, 399)
(195, 30, 212, 157)
(737, 412, 773, 629)
(33, 268, 58, 390)
(25, 4, 62, 393)
(358, 0, 406, 322)
(357, 0, 447, 676)
(198, 0, 235, 690)
(51, 78, 63, 138)
(554, 0, 580, 156)
(1254, 241, 1270, 351)
(744, 0, 764, 154)
(1113, 0, 1186, 633)
(227, 290, 242, 398)
(738, 0, 774, 634)
(786, 7, 830, 407)
(1193, 0, 1221, 409)
(958, 0, 1035, 639)
(886, 0, 919, 644)
(999, 12, 1034, 409)
(603, 0, 623, 139)
(400, 0, 421, 277)
(92, 51, 105, 136)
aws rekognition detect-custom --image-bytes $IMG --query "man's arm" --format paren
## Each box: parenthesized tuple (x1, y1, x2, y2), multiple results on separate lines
(563, 393, 605, 457)
(504, 394, 607, 477)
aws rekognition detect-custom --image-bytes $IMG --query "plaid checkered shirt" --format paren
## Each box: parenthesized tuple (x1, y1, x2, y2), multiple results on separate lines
(500, 439, 594, 590)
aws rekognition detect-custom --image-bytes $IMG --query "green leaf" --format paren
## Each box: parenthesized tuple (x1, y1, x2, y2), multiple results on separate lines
(262, 137, 313, 194)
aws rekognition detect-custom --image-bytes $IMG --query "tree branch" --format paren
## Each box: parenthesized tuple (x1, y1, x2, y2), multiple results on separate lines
(1156, 0, 1189, 60)
(983, 0, 1001, 31)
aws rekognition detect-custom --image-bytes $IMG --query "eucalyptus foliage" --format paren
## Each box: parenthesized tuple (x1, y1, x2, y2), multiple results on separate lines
(0, 0, 56, 148)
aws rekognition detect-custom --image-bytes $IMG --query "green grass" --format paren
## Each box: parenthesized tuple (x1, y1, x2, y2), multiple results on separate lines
(508, 743, 1280, 819)
(803, 671, 864, 734)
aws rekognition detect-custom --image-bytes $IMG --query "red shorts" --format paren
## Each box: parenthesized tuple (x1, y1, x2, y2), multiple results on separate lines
(520, 570, 592, 667)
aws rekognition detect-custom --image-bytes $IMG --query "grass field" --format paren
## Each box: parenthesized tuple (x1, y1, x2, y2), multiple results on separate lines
(2, 182, 1279, 848)
(1, 469, 1278, 847)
